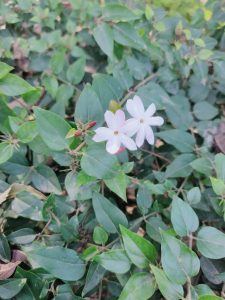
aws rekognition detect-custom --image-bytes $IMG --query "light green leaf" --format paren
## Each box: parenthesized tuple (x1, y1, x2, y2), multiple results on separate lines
(93, 226, 108, 245)
(198, 296, 223, 300)
(120, 225, 157, 268)
(113, 23, 146, 50)
(94, 249, 131, 274)
(93, 23, 114, 58)
(103, 3, 139, 22)
(0, 62, 13, 79)
(26, 246, 85, 281)
(93, 192, 128, 233)
(210, 177, 225, 196)
(0, 142, 14, 165)
(16, 121, 38, 143)
(171, 196, 199, 237)
(161, 231, 200, 284)
(67, 57, 86, 85)
(187, 187, 201, 205)
(191, 158, 212, 176)
(118, 272, 156, 300)
(197, 227, 225, 259)
(151, 265, 184, 300)
(215, 153, 225, 181)
(0, 74, 35, 96)
(34, 107, 72, 151)
(104, 172, 128, 202)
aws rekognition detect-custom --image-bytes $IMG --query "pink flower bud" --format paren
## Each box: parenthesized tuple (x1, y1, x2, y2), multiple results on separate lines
(74, 130, 82, 137)
(87, 121, 97, 129)
(116, 147, 126, 154)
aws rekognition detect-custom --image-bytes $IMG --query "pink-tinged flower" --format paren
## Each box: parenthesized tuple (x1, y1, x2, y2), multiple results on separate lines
(124, 95, 164, 147)
(93, 110, 137, 154)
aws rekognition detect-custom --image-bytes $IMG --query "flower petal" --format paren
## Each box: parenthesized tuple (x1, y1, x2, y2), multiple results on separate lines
(145, 103, 156, 117)
(120, 134, 137, 151)
(126, 99, 140, 118)
(93, 127, 113, 142)
(106, 136, 121, 154)
(135, 126, 145, 148)
(145, 126, 155, 145)
(148, 116, 164, 126)
(133, 95, 145, 116)
(123, 118, 140, 136)
(104, 111, 116, 130)
(114, 109, 126, 128)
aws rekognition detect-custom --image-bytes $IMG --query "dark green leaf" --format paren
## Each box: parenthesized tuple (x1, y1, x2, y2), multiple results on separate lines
(0, 74, 35, 96)
(93, 192, 128, 233)
(0, 278, 27, 300)
(93, 23, 114, 58)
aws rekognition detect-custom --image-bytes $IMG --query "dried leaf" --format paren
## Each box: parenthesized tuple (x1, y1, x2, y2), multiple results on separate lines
(0, 250, 26, 280)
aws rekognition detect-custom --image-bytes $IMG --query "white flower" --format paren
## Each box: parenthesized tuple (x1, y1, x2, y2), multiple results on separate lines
(124, 95, 164, 147)
(93, 110, 137, 154)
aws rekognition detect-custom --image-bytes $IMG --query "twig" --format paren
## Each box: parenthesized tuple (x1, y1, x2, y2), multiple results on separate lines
(69, 141, 86, 155)
(141, 148, 171, 163)
(186, 234, 193, 300)
(120, 73, 158, 106)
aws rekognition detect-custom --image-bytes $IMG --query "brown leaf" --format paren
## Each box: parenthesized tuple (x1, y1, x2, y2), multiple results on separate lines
(0, 250, 26, 280)
(0, 183, 46, 205)
(214, 122, 225, 154)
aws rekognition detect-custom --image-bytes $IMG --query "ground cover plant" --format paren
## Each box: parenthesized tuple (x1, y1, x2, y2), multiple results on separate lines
(0, 0, 225, 299)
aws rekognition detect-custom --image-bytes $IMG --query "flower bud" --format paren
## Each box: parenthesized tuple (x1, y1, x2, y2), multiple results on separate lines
(109, 100, 121, 113)
(87, 121, 97, 129)
(74, 130, 82, 137)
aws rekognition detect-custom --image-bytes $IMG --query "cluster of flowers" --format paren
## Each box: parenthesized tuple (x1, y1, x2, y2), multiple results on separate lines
(93, 95, 164, 154)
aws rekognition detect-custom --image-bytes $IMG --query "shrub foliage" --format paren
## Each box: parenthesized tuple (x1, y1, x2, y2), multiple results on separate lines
(0, 0, 225, 299)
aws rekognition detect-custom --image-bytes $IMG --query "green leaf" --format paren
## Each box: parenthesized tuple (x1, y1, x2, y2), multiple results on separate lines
(193, 102, 218, 120)
(215, 153, 225, 181)
(81, 143, 118, 179)
(118, 272, 156, 300)
(104, 172, 128, 202)
(198, 49, 213, 60)
(151, 265, 184, 300)
(103, 3, 139, 22)
(11, 191, 43, 221)
(42, 75, 58, 98)
(93, 23, 114, 58)
(0, 62, 13, 79)
(7, 228, 36, 245)
(94, 249, 131, 274)
(171, 196, 199, 237)
(26, 246, 86, 281)
(34, 107, 72, 151)
(0, 142, 14, 165)
(92, 192, 128, 233)
(187, 187, 201, 205)
(82, 262, 106, 296)
(93, 226, 108, 245)
(16, 121, 38, 143)
(210, 177, 225, 196)
(92, 74, 124, 111)
(0, 278, 27, 300)
(75, 84, 104, 126)
(146, 216, 168, 243)
(67, 57, 86, 85)
(120, 225, 157, 268)
(165, 154, 195, 178)
(50, 49, 65, 74)
(31, 164, 62, 195)
(157, 129, 195, 153)
(0, 234, 11, 262)
(136, 186, 153, 214)
(191, 158, 212, 176)
(0, 74, 35, 96)
(161, 231, 200, 284)
(198, 296, 223, 300)
(197, 226, 225, 259)
(113, 23, 146, 50)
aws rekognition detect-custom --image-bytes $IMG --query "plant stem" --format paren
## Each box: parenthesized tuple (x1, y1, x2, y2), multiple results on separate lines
(120, 73, 158, 106)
